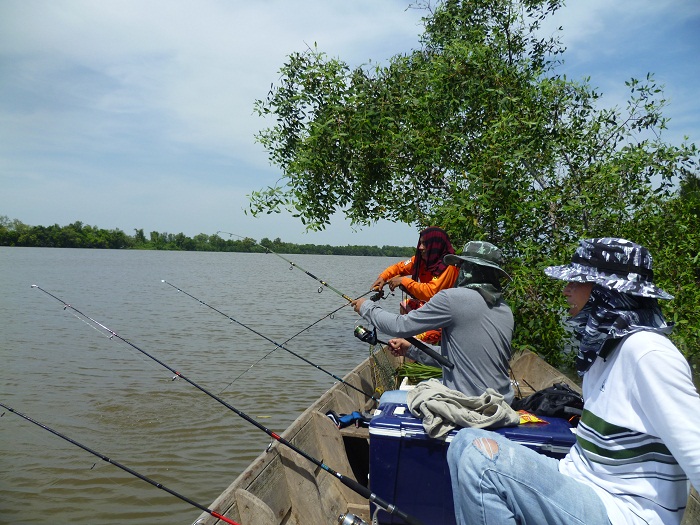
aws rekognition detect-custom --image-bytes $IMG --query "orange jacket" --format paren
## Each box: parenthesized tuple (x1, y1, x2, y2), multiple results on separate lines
(379, 256, 459, 302)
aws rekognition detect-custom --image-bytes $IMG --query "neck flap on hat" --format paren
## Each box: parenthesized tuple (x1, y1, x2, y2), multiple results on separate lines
(454, 265, 503, 306)
(569, 285, 673, 375)
(412, 227, 455, 279)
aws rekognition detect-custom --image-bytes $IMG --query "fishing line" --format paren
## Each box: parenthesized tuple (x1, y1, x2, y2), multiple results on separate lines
(54, 296, 175, 379)
(217, 231, 383, 302)
(0, 402, 242, 525)
(215, 232, 448, 370)
(31, 285, 424, 525)
(162, 280, 379, 402)
(217, 299, 358, 395)
(210, 232, 395, 393)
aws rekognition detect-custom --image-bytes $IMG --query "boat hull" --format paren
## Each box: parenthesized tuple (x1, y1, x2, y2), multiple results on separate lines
(192, 348, 699, 525)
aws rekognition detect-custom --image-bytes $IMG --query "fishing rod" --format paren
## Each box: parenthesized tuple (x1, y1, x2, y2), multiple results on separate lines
(31, 285, 424, 525)
(216, 232, 450, 370)
(0, 402, 242, 525)
(217, 298, 368, 396)
(354, 325, 391, 346)
(354, 325, 455, 370)
(217, 231, 371, 302)
(162, 280, 379, 402)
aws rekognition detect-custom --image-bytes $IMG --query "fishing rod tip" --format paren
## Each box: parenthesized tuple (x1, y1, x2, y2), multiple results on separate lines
(31, 284, 37, 288)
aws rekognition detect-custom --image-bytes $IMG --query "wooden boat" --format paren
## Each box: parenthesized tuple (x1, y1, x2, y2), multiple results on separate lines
(192, 347, 700, 525)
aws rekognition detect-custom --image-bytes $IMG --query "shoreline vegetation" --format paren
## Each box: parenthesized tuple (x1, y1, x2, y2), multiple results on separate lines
(4, 216, 698, 373)
(0, 217, 414, 257)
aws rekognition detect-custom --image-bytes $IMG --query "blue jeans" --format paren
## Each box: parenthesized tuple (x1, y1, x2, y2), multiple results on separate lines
(447, 428, 611, 525)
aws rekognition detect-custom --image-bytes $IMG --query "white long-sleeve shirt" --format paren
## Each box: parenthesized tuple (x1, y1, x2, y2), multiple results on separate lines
(559, 331, 700, 525)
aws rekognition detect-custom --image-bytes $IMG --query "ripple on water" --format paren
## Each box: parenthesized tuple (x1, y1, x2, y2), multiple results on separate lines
(1, 249, 402, 524)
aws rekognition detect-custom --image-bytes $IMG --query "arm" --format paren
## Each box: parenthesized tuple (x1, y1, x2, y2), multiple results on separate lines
(632, 343, 700, 489)
(397, 264, 459, 301)
(406, 342, 441, 367)
(375, 257, 415, 286)
(354, 294, 455, 369)
(358, 289, 453, 338)
(369, 256, 415, 292)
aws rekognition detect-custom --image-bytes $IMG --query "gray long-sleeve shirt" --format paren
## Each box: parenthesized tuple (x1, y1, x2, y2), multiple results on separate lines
(359, 287, 514, 403)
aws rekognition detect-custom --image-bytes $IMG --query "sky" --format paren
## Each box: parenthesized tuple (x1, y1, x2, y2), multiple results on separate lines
(1, 1, 698, 247)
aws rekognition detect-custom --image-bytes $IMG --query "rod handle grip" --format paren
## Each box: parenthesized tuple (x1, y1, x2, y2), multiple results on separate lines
(406, 337, 455, 369)
(338, 476, 425, 525)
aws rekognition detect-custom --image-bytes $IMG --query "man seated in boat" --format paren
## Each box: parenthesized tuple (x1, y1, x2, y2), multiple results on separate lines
(447, 238, 700, 525)
(353, 240, 514, 403)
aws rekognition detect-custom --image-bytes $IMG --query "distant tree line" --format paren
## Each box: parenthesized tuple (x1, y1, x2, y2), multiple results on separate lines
(0, 217, 414, 257)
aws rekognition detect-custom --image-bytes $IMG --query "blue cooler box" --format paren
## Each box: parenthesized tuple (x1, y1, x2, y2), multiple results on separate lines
(369, 391, 577, 525)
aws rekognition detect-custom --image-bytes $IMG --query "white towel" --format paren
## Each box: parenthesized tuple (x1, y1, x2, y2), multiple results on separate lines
(406, 379, 520, 439)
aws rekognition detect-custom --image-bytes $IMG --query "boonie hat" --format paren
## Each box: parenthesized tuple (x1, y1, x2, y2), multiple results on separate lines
(444, 241, 509, 277)
(544, 237, 673, 300)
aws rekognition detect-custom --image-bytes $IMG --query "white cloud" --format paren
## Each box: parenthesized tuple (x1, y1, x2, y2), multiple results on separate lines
(0, 1, 697, 245)
(0, 0, 424, 166)
(539, 0, 700, 145)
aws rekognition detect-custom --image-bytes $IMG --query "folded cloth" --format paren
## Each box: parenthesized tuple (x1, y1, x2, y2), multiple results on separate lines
(406, 379, 520, 439)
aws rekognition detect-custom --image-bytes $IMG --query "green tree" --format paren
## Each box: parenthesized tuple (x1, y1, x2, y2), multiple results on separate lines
(626, 174, 700, 363)
(249, 0, 699, 363)
(133, 228, 147, 246)
(0, 218, 414, 259)
(0, 215, 18, 245)
(149, 231, 163, 250)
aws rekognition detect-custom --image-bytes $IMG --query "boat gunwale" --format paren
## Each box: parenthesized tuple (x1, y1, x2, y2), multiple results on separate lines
(192, 348, 393, 524)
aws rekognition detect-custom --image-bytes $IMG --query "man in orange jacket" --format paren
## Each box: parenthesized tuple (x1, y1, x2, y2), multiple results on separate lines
(372, 226, 459, 310)
(372, 227, 459, 344)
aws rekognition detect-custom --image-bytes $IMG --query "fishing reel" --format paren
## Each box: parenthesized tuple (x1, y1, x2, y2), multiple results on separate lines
(369, 288, 395, 301)
(337, 513, 369, 525)
(354, 324, 389, 348)
(369, 288, 385, 301)
(354, 324, 379, 345)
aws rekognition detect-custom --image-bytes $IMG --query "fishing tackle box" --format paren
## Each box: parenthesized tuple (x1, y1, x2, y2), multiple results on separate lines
(368, 390, 577, 525)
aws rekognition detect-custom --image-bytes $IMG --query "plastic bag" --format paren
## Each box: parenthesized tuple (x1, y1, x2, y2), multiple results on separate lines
(511, 382, 583, 424)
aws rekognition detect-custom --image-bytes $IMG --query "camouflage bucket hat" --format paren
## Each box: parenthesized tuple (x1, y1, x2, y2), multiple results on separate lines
(544, 237, 673, 300)
(443, 241, 509, 277)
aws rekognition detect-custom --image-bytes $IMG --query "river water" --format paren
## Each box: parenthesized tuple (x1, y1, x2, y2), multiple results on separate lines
(0, 247, 404, 525)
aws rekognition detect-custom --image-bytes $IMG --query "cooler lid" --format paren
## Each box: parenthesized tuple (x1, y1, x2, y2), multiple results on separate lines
(493, 416, 576, 448)
(369, 402, 433, 440)
(369, 403, 576, 451)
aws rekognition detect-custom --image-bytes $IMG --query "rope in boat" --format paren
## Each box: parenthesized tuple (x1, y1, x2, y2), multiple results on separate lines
(31, 284, 426, 525)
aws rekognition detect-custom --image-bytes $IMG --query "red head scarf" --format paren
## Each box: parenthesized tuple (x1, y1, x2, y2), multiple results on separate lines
(412, 227, 455, 280)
